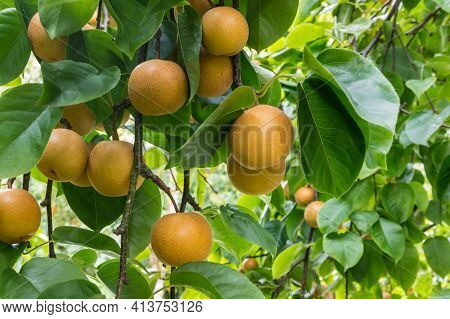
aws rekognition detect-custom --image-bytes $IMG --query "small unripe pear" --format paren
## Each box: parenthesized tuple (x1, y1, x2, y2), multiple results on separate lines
(295, 186, 316, 207)
(242, 258, 259, 272)
(304, 201, 324, 228)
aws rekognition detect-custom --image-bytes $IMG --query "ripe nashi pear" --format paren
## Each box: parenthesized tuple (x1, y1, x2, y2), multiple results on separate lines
(304, 201, 324, 228)
(295, 186, 316, 207)
(71, 143, 94, 188)
(197, 53, 233, 98)
(57, 103, 96, 136)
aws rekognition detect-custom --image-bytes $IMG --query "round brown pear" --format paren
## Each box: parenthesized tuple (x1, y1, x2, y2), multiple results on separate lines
(71, 143, 94, 187)
(188, 0, 212, 15)
(151, 212, 212, 266)
(128, 59, 188, 116)
(229, 105, 294, 170)
(0, 189, 41, 244)
(56, 103, 96, 136)
(242, 258, 259, 272)
(304, 201, 324, 228)
(37, 129, 89, 181)
(227, 156, 285, 195)
(96, 110, 130, 131)
(202, 7, 249, 56)
(87, 141, 144, 197)
(295, 186, 316, 207)
(27, 13, 66, 62)
(197, 53, 233, 98)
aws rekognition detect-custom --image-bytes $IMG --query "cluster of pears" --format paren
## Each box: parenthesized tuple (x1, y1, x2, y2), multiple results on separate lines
(227, 105, 295, 195)
(128, 4, 249, 115)
(36, 128, 143, 197)
(295, 185, 324, 228)
(0, 189, 41, 244)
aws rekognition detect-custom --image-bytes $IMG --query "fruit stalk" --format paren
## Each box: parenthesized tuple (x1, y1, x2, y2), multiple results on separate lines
(96, 0, 103, 30)
(231, 0, 242, 88)
(300, 227, 314, 298)
(22, 173, 30, 191)
(179, 170, 190, 212)
(41, 179, 56, 258)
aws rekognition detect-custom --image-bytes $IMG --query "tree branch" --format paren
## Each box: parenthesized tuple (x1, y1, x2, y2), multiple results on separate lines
(22, 172, 30, 191)
(40, 180, 56, 258)
(300, 228, 314, 298)
(180, 170, 190, 212)
(406, 8, 440, 46)
(96, 0, 103, 30)
(271, 257, 305, 298)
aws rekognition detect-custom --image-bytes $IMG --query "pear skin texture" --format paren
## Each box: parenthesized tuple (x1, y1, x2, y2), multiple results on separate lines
(242, 258, 259, 272)
(229, 105, 294, 170)
(197, 53, 233, 98)
(87, 141, 144, 197)
(37, 129, 89, 182)
(0, 189, 41, 244)
(151, 212, 212, 266)
(304, 201, 324, 228)
(128, 59, 188, 116)
(56, 103, 96, 136)
(227, 156, 285, 195)
(295, 186, 316, 207)
(188, 0, 212, 15)
(27, 13, 66, 62)
(202, 7, 249, 56)
(71, 143, 94, 188)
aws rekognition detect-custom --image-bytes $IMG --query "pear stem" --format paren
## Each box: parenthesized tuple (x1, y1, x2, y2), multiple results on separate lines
(41, 179, 56, 258)
(179, 170, 190, 212)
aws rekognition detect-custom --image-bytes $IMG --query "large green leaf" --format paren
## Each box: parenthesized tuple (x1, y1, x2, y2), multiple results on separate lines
(177, 5, 201, 101)
(436, 155, 450, 202)
(220, 205, 277, 257)
(62, 183, 126, 232)
(370, 218, 405, 262)
(39, 60, 121, 107)
(128, 180, 162, 258)
(247, 0, 299, 51)
(167, 86, 256, 169)
(0, 269, 39, 299)
(0, 8, 31, 85)
(97, 259, 153, 299)
(323, 232, 364, 270)
(104, 0, 164, 59)
(317, 199, 352, 235)
(170, 262, 265, 299)
(304, 47, 399, 170)
(19, 258, 87, 293)
(272, 243, 306, 279)
(384, 242, 419, 291)
(350, 211, 379, 233)
(38, 279, 103, 299)
(53, 226, 120, 254)
(342, 178, 375, 211)
(403, 108, 450, 146)
(298, 78, 366, 197)
(380, 183, 415, 223)
(286, 23, 325, 49)
(202, 208, 252, 262)
(349, 240, 385, 288)
(0, 84, 62, 178)
(423, 237, 450, 278)
(14, 0, 37, 28)
(147, 20, 177, 60)
(38, 0, 98, 37)
(0, 242, 26, 273)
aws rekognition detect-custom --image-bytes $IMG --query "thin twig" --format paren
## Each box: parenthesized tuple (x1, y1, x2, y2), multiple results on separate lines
(271, 257, 305, 298)
(406, 8, 440, 46)
(198, 171, 218, 194)
(40, 180, 56, 258)
(422, 224, 436, 232)
(155, 28, 162, 60)
(22, 173, 30, 191)
(23, 241, 52, 254)
(300, 228, 315, 298)
(169, 168, 182, 192)
(96, 0, 103, 30)
(180, 170, 190, 212)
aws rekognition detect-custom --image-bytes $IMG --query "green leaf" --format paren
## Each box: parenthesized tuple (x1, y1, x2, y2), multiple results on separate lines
(0, 83, 62, 178)
(39, 60, 121, 107)
(147, 20, 177, 60)
(410, 181, 429, 213)
(13, 0, 37, 28)
(405, 77, 436, 98)
(423, 237, 450, 278)
(272, 243, 306, 279)
(0, 242, 26, 273)
(62, 183, 126, 232)
(298, 78, 366, 197)
(317, 199, 352, 235)
(384, 242, 419, 291)
(0, 269, 39, 298)
(247, 0, 299, 51)
(432, 0, 450, 12)
(98, 259, 153, 299)
(343, 178, 375, 210)
(287, 23, 325, 49)
(323, 232, 364, 271)
(220, 205, 277, 257)
(20, 257, 87, 293)
(53, 226, 120, 254)
(370, 218, 405, 262)
(240, 52, 261, 89)
(202, 208, 252, 262)
(0, 8, 31, 85)
(128, 180, 161, 258)
(171, 262, 265, 299)
(177, 5, 202, 101)
(38, 279, 103, 299)
(403, 108, 450, 146)
(38, 0, 98, 37)
(349, 241, 385, 288)
(339, 17, 371, 38)
(167, 86, 255, 169)
(142, 103, 191, 139)
(104, 0, 164, 59)
(350, 211, 379, 233)
(380, 183, 415, 223)
(70, 249, 97, 267)
(436, 156, 450, 202)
